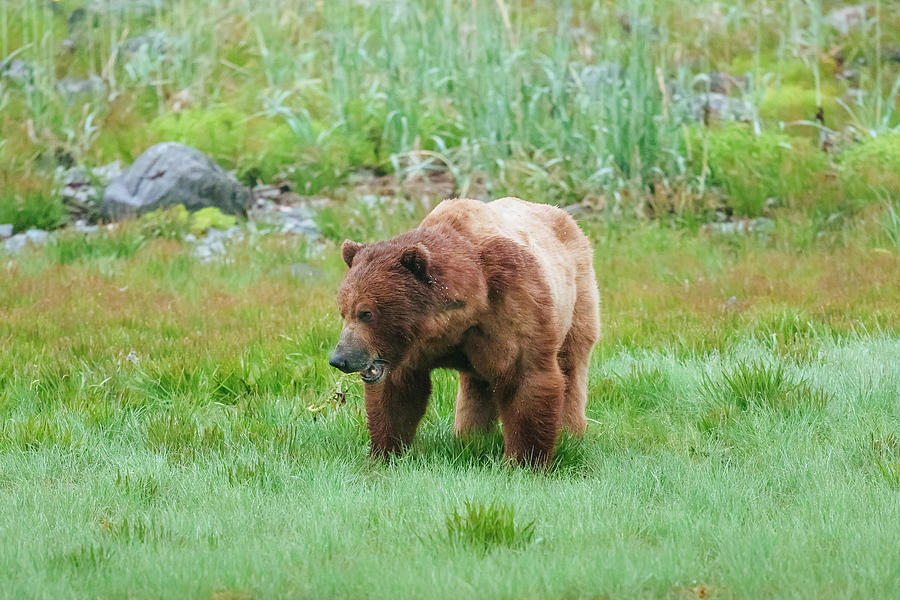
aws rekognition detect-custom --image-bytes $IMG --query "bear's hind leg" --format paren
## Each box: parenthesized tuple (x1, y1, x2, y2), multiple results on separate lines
(558, 284, 600, 435)
(498, 365, 564, 467)
(557, 328, 593, 435)
(453, 373, 497, 435)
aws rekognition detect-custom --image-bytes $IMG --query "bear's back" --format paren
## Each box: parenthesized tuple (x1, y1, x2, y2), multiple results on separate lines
(422, 197, 592, 337)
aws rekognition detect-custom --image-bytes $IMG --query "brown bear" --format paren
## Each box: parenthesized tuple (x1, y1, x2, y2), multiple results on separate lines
(329, 197, 600, 466)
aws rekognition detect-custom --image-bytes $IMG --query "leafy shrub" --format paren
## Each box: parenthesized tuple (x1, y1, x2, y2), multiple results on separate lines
(839, 133, 900, 200)
(760, 83, 841, 126)
(138, 205, 191, 239)
(0, 191, 67, 233)
(697, 125, 828, 217)
(190, 207, 236, 235)
(881, 201, 900, 253)
(147, 107, 297, 181)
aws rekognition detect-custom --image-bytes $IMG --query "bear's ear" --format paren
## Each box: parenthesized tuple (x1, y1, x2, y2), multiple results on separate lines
(341, 240, 365, 268)
(400, 244, 431, 282)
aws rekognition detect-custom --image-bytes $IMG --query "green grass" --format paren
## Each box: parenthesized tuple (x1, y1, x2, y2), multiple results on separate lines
(1, 336, 898, 598)
(1, 220, 899, 598)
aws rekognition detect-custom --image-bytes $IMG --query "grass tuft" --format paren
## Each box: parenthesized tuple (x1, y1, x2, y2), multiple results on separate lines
(701, 361, 829, 416)
(871, 432, 900, 488)
(114, 470, 164, 504)
(52, 544, 114, 571)
(445, 501, 535, 553)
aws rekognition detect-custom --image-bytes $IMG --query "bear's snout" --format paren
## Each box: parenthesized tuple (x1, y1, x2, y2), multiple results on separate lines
(328, 330, 374, 374)
(329, 347, 366, 373)
(328, 351, 351, 372)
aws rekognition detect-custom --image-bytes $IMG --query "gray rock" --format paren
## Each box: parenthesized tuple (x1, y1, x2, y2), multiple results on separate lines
(684, 92, 754, 123)
(0, 224, 12, 239)
(0, 59, 32, 82)
(102, 143, 250, 220)
(55, 76, 106, 96)
(122, 30, 169, 55)
(827, 5, 871, 36)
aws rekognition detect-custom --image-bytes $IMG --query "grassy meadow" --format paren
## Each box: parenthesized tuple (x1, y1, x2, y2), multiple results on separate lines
(2, 0, 900, 598)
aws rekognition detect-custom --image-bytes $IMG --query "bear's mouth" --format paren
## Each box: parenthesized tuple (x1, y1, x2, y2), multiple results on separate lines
(359, 361, 386, 384)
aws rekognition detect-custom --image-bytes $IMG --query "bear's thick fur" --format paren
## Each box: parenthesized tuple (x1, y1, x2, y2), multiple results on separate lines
(329, 197, 600, 466)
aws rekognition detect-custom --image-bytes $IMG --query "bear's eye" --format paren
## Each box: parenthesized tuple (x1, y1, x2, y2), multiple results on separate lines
(358, 310, 373, 322)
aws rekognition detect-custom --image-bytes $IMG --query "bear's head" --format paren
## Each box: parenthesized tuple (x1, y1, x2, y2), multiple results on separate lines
(329, 236, 441, 384)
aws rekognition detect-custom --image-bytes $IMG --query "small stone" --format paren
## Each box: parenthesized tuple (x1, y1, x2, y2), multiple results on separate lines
(579, 62, 623, 89)
(358, 194, 381, 208)
(752, 217, 775, 234)
(92, 161, 123, 184)
(55, 76, 106, 96)
(224, 226, 244, 242)
(251, 184, 285, 200)
(4, 234, 27, 254)
(122, 30, 169, 55)
(25, 229, 49, 244)
(0, 58, 32, 82)
(883, 46, 900, 63)
(694, 71, 747, 95)
(563, 203, 591, 217)
(0, 224, 12, 239)
(74, 219, 99, 233)
(281, 218, 320, 237)
(685, 93, 754, 123)
(289, 263, 324, 280)
(827, 5, 872, 36)
(703, 217, 775, 236)
(193, 245, 213, 260)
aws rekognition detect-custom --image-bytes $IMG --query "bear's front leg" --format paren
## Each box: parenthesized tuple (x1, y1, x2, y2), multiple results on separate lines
(364, 369, 431, 457)
(497, 365, 565, 467)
